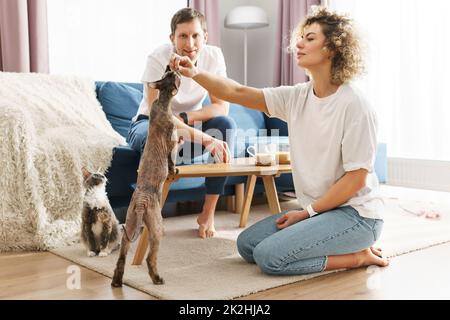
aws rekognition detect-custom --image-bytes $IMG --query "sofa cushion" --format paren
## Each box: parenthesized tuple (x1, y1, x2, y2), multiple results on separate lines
(97, 82, 143, 137)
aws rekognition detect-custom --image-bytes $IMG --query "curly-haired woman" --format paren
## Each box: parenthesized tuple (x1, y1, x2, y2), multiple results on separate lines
(171, 6, 389, 275)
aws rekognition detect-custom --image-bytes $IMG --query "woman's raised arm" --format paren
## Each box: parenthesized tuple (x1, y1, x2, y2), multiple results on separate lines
(171, 54, 268, 113)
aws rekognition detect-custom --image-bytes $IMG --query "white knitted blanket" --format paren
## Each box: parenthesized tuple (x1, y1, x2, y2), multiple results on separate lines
(0, 72, 126, 251)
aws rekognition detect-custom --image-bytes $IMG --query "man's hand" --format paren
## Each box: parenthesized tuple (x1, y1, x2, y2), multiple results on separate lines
(203, 137, 231, 164)
(276, 210, 309, 230)
(170, 53, 199, 78)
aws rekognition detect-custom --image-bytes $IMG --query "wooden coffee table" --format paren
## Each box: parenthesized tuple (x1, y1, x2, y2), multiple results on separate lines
(131, 157, 292, 265)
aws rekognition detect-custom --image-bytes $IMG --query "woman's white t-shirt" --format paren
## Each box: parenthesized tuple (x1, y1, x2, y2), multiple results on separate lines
(263, 82, 384, 220)
(134, 43, 227, 121)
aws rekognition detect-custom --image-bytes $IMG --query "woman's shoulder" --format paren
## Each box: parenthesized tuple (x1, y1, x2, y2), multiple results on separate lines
(280, 81, 311, 94)
(264, 81, 311, 99)
(341, 83, 373, 110)
(294, 81, 312, 90)
(341, 83, 377, 120)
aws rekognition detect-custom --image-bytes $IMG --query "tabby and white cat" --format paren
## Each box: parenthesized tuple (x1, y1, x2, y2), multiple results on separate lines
(81, 167, 120, 257)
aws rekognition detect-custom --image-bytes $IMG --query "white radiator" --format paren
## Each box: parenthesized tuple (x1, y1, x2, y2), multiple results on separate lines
(387, 158, 450, 192)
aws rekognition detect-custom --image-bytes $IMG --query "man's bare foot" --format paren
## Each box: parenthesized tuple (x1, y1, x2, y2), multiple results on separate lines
(354, 247, 389, 268)
(197, 214, 216, 239)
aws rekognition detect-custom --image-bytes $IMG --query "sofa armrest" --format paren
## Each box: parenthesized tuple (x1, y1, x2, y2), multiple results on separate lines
(374, 143, 387, 183)
(105, 145, 140, 197)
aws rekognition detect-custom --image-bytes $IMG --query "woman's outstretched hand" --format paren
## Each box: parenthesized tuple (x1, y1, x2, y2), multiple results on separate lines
(170, 54, 199, 78)
(276, 210, 309, 229)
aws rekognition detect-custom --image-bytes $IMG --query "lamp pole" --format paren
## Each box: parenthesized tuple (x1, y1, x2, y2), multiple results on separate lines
(244, 29, 248, 86)
(224, 6, 269, 86)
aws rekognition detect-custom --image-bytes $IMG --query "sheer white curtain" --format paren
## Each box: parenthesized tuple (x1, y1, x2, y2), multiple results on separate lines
(329, 0, 450, 161)
(47, 0, 186, 82)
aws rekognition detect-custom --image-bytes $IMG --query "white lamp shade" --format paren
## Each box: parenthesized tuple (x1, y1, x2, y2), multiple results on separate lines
(224, 6, 269, 29)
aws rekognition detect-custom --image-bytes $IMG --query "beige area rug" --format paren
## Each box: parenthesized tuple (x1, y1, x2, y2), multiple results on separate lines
(51, 187, 450, 300)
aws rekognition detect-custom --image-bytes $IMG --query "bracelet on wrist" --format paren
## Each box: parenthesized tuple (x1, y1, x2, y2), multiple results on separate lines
(306, 204, 319, 217)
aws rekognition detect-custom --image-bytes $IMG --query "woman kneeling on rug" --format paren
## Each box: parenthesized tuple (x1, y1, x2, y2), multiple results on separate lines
(171, 6, 389, 275)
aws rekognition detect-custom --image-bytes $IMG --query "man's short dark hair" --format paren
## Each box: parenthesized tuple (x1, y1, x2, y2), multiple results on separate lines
(171, 8, 207, 35)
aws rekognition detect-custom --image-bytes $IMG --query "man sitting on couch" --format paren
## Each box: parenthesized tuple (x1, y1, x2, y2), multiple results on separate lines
(127, 8, 236, 239)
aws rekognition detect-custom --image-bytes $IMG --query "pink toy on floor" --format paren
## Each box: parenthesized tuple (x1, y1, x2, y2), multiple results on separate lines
(400, 203, 442, 220)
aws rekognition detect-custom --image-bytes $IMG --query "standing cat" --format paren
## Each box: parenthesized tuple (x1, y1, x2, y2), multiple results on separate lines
(111, 69, 181, 286)
(81, 167, 120, 257)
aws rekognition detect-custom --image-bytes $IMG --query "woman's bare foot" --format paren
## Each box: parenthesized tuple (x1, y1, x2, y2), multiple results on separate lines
(354, 247, 389, 268)
(197, 213, 216, 239)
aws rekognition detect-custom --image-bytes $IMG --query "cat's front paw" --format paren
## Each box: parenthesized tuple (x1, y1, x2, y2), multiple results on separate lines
(178, 136, 184, 146)
(152, 275, 165, 285)
(99, 250, 110, 257)
(87, 251, 96, 257)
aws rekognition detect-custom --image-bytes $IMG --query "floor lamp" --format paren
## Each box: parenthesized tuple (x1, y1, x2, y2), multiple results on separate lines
(224, 6, 269, 86)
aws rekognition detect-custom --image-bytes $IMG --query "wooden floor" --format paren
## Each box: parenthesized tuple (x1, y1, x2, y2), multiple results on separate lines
(2, 241, 450, 300)
(3, 187, 450, 300)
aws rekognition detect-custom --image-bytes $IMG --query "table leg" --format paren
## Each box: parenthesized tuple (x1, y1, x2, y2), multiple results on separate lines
(131, 225, 149, 266)
(227, 196, 236, 213)
(239, 176, 257, 228)
(132, 180, 172, 265)
(235, 183, 245, 215)
(262, 176, 281, 214)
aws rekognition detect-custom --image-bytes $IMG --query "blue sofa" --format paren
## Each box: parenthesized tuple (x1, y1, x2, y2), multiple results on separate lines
(95, 81, 387, 223)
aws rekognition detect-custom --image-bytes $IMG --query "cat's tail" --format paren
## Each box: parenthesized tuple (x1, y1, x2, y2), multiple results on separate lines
(122, 199, 144, 243)
(122, 224, 143, 243)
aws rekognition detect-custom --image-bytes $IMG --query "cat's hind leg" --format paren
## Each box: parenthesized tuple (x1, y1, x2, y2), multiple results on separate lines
(111, 199, 138, 287)
(143, 201, 164, 285)
(111, 228, 131, 287)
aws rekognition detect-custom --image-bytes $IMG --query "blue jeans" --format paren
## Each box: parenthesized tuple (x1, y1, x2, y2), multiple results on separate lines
(127, 115, 236, 195)
(237, 206, 384, 275)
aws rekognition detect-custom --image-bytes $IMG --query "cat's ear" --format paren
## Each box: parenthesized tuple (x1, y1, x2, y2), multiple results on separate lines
(148, 80, 162, 90)
(81, 167, 91, 180)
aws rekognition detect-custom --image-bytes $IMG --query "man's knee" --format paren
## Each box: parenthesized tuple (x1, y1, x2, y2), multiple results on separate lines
(128, 128, 148, 154)
(218, 116, 237, 130)
(204, 116, 237, 146)
(127, 120, 149, 154)
(207, 116, 237, 132)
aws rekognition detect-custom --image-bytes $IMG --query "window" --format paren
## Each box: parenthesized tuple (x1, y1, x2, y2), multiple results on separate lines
(329, 0, 450, 161)
(47, 0, 186, 82)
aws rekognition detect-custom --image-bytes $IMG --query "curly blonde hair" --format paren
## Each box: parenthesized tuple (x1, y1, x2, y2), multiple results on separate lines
(290, 6, 364, 85)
